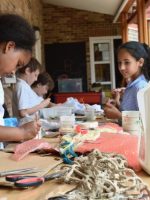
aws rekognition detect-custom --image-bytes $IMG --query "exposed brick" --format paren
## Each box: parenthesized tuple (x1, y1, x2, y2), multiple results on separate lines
(42, 4, 121, 86)
(0, 1, 121, 89)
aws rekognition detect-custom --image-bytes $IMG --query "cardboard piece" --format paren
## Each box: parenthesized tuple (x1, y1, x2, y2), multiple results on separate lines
(0, 151, 62, 178)
(0, 151, 76, 200)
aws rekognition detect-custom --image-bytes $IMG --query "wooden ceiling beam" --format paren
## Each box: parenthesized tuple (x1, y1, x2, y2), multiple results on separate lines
(123, 0, 136, 12)
(117, 0, 136, 22)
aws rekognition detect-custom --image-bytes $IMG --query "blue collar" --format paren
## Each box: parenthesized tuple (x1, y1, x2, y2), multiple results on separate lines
(127, 74, 146, 88)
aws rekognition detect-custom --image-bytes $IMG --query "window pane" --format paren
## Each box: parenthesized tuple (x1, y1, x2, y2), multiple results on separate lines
(94, 43, 110, 61)
(95, 64, 110, 82)
(94, 44, 102, 61)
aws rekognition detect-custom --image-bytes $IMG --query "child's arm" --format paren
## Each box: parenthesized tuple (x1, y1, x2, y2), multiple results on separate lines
(0, 121, 40, 142)
(19, 98, 51, 117)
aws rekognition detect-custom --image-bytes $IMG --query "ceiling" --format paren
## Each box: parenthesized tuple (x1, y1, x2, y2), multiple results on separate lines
(42, 0, 126, 18)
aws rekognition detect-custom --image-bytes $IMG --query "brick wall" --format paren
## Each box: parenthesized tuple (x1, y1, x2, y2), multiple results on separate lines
(43, 4, 120, 43)
(43, 4, 121, 87)
(0, 0, 43, 29)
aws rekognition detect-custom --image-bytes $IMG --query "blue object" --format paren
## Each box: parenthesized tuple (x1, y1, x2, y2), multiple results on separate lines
(4, 118, 19, 127)
(60, 141, 78, 164)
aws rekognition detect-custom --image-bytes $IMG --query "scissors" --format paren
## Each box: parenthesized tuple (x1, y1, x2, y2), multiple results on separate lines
(5, 171, 67, 188)
(0, 167, 41, 177)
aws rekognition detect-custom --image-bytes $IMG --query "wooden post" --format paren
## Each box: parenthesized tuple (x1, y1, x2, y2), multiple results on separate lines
(121, 12, 128, 42)
(147, 20, 150, 45)
(137, 0, 148, 43)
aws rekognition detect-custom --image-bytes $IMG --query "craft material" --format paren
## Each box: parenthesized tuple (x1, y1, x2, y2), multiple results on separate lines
(60, 135, 78, 164)
(76, 132, 141, 171)
(61, 150, 150, 200)
(11, 139, 58, 161)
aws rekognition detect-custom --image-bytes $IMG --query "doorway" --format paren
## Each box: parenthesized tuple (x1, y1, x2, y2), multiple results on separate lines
(44, 42, 87, 93)
(113, 38, 122, 87)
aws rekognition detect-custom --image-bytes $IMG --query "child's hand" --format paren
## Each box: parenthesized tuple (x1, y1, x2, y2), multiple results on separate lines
(20, 121, 41, 141)
(111, 87, 126, 107)
(112, 87, 125, 97)
(106, 98, 116, 106)
(104, 102, 121, 119)
(40, 98, 51, 108)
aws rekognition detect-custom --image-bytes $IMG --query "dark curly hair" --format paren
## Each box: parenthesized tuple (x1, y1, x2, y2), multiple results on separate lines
(0, 13, 36, 51)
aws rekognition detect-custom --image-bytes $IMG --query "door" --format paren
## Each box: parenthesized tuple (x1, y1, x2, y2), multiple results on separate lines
(44, 42, 87, 92)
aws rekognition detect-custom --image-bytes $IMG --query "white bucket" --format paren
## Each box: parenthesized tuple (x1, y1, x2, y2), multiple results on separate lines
(122, 111, 141, 135)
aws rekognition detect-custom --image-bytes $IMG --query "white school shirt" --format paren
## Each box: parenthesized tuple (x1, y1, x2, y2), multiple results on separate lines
(13, 78, 43, 118)
(0, 80, 4, 149)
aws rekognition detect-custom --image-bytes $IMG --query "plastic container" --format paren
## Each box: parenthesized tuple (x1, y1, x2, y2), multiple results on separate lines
(40, 106, 73, 119)
(58, 78, 82, 93)
(85, 108, 96, 121)
(57, 107, 72, 117)
(60, 115, 75, 128)
(40, 107, 57, 119)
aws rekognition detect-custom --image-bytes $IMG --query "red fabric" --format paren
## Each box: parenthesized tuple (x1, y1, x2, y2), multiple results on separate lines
(76, 132, 141, 172)
(11, 139, 54, 161)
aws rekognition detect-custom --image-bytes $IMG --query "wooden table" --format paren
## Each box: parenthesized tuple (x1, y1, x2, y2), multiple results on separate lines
(0, 138, 150, 200)
(0, 163, 150, 200)
(137, 171, 150, 186)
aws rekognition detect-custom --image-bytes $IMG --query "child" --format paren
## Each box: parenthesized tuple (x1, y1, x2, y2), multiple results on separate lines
(0, 13, 40, 147)
(104, 41, 150, 119)
(32, 71, 56, 107)
(32, 71, 54, 98)
(13, 58, 51, 118)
